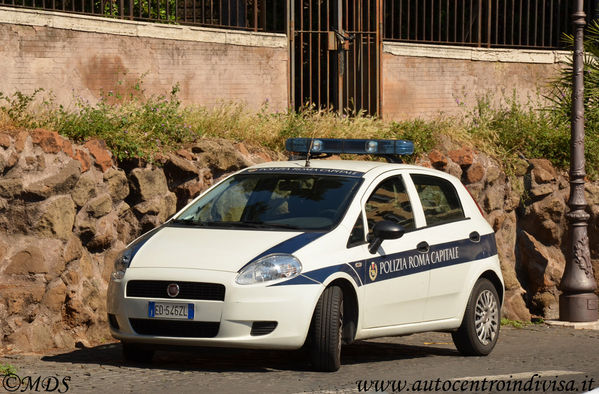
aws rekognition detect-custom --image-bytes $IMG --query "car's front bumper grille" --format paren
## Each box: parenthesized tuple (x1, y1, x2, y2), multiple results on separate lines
(129, 318, 220, 338)
(250, 321, 278, 336)
(126, 280, 225, 301)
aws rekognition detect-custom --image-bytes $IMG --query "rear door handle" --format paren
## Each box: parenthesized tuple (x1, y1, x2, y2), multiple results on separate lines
(417, 241, 429, 253)
(469, 231, 480, 243)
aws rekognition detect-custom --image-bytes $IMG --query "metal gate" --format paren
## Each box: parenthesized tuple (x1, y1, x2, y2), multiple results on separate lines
(290, 0, 381, 115)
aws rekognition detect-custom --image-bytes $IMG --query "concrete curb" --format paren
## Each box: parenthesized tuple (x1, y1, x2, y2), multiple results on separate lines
(545, 320, 599, 330)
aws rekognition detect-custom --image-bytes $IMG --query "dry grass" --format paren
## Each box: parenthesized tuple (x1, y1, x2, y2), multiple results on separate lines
(0, 86, 582, 178)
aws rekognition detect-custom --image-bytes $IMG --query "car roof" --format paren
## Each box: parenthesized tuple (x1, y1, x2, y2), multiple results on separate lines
(248, 159, 434, 175)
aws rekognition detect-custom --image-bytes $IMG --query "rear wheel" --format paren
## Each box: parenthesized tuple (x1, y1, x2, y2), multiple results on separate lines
(309, 285, 343, 372)
(452, 278, 500, 356)
(122, 342, 155, 363)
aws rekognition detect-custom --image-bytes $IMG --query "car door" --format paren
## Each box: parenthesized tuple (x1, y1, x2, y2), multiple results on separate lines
(350, 173, 430, 328)
(408, 172, 475, 321)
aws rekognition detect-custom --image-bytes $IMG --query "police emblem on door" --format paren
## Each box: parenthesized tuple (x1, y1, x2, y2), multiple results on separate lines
(369, 262, 377, 282)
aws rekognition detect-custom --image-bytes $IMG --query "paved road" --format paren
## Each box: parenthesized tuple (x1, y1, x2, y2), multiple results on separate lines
(1, 325, 598, 394)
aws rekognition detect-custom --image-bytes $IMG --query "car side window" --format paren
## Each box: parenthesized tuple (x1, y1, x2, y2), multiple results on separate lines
(364, 176, 415, 236)
(411, 173, 465, 226)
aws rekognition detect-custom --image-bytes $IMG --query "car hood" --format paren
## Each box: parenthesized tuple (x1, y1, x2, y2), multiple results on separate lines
(129, 225, 321, 273)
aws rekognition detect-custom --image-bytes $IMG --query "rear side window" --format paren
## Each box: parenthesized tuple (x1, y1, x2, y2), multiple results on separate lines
(411, 174, 465, 226)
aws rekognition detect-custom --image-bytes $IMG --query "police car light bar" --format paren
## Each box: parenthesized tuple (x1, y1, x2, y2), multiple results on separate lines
(285, 138, 414, 156)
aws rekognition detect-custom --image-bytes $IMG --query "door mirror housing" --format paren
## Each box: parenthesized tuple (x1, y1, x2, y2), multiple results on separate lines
(368, 221, 405, 254)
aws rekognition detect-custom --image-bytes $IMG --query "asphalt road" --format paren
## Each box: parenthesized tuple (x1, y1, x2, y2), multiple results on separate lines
(1, 324, 598, 394)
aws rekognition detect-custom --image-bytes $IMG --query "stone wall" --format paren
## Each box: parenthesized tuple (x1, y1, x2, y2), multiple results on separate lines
(0, 129, 597, 354)
(381, 42, 567, 120)
(0, 128, 281, 353)
(421, 146, 599, 321)
(0, 7, 289, 112)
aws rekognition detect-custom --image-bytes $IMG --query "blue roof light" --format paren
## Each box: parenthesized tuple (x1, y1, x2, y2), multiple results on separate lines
(285, 138, 415, 157)
(311, 139, 323, 152)
(365, 140, 378, 154)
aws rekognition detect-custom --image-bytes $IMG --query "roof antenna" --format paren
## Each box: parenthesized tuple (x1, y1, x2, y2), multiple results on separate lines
(305, 136, 315, 168)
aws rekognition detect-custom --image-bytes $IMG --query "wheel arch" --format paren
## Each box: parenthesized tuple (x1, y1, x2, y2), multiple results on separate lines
(479, 270, 504, 307)
(324, 277, 360, 345)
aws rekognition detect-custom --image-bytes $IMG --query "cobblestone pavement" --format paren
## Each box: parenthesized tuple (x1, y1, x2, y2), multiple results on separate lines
(1, 325, 598, 393)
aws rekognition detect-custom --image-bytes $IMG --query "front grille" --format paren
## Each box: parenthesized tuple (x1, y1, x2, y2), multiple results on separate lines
(129, 318, 220, 338)
(126, 280, 225, 301)
(250, 321, 278, 336)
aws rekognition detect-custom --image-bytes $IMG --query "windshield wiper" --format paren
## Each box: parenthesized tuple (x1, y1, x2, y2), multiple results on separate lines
(171, 218, 198, 225)
(171, 219, 302, 230)
(171, 219, 222, 227)
(239, 221, 303, 230)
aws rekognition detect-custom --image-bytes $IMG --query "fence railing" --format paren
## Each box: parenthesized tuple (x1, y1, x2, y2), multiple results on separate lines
(383, 0, 597, 49)
(0, 0, 286, 33)
(2, 0, 598, 49)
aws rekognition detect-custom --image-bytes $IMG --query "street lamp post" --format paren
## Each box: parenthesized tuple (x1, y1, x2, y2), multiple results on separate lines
(559, 0, 599, 322)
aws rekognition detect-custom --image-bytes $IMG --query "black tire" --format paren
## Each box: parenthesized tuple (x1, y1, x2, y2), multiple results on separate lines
(122, 342, 155, 363)
(452, 278, 500, 356)
(309, 285, 344, 372)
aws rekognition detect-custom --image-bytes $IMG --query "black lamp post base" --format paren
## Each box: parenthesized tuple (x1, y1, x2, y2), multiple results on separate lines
(559, 293, 599, 322)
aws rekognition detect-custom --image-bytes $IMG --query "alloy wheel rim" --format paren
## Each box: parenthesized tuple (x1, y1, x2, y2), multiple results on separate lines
(474, 289, 498, 345)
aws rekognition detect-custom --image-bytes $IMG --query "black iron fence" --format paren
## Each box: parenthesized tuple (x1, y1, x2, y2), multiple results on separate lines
(2, 0, 599, 49)
(0, 0, 286, 32)
(383, 0, 597, 49)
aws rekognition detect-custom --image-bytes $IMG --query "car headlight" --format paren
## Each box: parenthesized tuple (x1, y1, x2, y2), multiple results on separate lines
(236, 254, 302, 285)
(111, 248, 133, 281)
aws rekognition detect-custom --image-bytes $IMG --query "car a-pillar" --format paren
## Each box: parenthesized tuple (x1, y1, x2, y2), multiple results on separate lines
(307, 278, 359, 372)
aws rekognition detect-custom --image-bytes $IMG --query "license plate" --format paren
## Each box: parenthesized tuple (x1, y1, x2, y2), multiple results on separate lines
(148, 302, 194, 320)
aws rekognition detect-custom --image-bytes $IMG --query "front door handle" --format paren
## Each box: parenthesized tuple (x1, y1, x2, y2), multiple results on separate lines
(417, 241, 429, 253)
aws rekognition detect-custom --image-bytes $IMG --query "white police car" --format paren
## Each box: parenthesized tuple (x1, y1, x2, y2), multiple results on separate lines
(107, 138, 504, 371)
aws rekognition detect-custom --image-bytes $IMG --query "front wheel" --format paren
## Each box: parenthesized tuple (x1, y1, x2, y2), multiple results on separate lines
(452, 278, 500, 356)
(308, 285, 344, 372)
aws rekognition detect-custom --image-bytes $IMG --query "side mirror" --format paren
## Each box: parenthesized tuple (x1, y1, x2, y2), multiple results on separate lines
(368, 221, 405, 254)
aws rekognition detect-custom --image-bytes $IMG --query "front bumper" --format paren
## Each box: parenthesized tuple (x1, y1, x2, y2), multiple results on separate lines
(107, 267, 324, 350)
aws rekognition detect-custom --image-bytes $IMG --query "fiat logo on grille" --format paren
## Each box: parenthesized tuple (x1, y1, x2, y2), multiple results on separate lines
(166, 283, 180, 298)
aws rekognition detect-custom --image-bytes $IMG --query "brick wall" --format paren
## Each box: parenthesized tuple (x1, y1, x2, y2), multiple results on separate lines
(381, 42, 566, 120)
(1, 7, 566, 120)
(0, 7, 288, 112)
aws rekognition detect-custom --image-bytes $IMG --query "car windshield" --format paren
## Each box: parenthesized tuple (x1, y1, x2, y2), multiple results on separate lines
(172, 171, 363, 231)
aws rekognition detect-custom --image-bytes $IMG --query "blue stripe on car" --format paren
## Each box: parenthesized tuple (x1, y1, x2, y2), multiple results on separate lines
(357, 233, 497, 284)
(273, 233, 497, 287)
(272, 263, 363, 287)
(249, 232, 326, 262)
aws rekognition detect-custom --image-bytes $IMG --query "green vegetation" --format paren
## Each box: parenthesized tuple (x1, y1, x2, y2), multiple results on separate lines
(500, 317, 545, 328)
(500, 318, 528, 328)
(0, 363, 17, 375)
(0, 70, 592, 178)
(98, 0, 177, 22)
(544, 20, 599, 179)
(462, 94, 572, 177)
